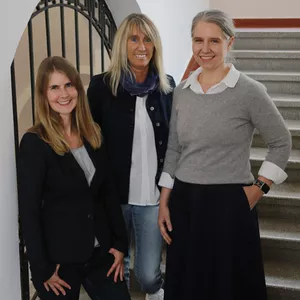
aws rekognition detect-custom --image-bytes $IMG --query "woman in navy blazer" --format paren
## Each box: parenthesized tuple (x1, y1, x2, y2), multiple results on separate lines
(88, 14, 175, 300)
(18, 56, 131, 300)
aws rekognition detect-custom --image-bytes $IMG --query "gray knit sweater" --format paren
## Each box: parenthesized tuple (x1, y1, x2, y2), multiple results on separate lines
(163, 73, 291, 184)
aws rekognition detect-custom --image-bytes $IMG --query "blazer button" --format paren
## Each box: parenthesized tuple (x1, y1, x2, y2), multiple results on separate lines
(88, 214, 93, 220)
(159, 140, 163, 145)
(160, 158, 164, 163)
(150, 106, 155, 111)
(156, 122, 160, 127)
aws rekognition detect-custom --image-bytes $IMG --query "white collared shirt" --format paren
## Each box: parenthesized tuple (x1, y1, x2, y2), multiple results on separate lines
(159, 64, 287, 188)
(182, 64, 240, 94)
(128, 96, 161, 206)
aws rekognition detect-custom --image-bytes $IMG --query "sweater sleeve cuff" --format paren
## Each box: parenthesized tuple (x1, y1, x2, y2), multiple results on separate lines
(158, 172, 174, 189)
(258, 161, 288, 184)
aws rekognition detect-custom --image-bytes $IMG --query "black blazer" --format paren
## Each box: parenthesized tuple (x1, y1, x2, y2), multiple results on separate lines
(18, 132, 128, 283)
(87, 73, 176, 204)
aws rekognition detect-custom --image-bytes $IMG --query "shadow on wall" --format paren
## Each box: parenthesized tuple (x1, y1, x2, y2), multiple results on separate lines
(105, 0, 141, 26)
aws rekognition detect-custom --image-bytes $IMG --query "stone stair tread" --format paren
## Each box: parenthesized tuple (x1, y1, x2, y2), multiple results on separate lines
(254, 119, 300, 135)
(283, 120, 300, 134)
(244, 70, 300, 81)
(233, 50, 300, 58)
(265, 260, 300, 290)
(250, 147, 300, 164)
(270, 93, 300, 107)
(265, 182, 300, 200)
(259, 217, 300, 242)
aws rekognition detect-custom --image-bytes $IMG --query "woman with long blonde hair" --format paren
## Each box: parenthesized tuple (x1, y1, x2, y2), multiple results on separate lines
(88, 13, 175, 300)
(19, 56, 131, 300)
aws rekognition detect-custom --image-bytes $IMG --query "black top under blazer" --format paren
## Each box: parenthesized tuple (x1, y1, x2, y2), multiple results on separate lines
(87, 73, 176, 204)
(18, 132, 128, 284)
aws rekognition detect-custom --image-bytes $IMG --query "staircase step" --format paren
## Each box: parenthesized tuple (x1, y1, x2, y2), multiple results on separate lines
(245, 71, 300, 82)
(250, 147, 300, 169)
(244, 71, 300, 94)
(253, 119, 300, 149)
(260, 218, 300, 263)
(233, 50, 300, 72)
(269, 94, 300, 121)
(265, 260, 300, 300)
(271, 93, 300, 108)
(257, 182, 300, 220)
(266, 182, 300, 202)
(234, 31, 300, 51)
(260, 217, 300, 244)
(234, 50, 300, 59)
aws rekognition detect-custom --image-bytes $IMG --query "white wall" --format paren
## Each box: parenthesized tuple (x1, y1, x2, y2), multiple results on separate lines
(106, 0, 141, 26)
(0, 1, 39, 299)
(210, 0, 300, 18)
(137, 0, 210, 83)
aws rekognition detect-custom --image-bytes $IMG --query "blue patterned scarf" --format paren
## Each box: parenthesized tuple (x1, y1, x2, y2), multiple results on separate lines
(120, 70, 159, 97)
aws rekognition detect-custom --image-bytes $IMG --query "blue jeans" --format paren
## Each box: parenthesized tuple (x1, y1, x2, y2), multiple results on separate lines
(121, 204, 163, 294)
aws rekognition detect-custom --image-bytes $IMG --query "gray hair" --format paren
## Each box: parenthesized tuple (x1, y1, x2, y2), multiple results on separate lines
(191, 9, 235, 39)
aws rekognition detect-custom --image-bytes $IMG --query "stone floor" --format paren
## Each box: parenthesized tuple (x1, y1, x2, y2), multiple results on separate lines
(79, 289, 144, 300)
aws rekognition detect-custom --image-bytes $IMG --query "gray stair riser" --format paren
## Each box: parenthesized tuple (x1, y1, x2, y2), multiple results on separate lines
(234, 38, 300, 51)
(235, 58, 300, 72)
(261, 242, 300, 263)
(267, 286, 300, 300)
(276, 107, 300, 121)
(251, 80, 300, 94)
(252, 134, 300, 149)
(257, 203, 300, 220)
(235, 32, 300, 300)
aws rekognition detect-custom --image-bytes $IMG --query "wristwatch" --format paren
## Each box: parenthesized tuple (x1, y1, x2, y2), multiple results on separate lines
(253, 179, 270, 194)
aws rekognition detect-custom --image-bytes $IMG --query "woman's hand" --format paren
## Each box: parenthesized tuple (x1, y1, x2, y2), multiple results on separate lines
(158, 204, 173, 245)
(43, 264, 71, 296)
(107, 248, 124, 283)
(243, 185, 264, 210)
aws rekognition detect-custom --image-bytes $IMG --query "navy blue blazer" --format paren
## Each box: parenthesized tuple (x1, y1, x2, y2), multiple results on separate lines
(18, 132, 128, 283)
(87, 73, 176, 205)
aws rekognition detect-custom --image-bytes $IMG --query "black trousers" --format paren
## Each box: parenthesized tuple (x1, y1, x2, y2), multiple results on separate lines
(164, 178, 267, 300)
(33, 248, 131, 300)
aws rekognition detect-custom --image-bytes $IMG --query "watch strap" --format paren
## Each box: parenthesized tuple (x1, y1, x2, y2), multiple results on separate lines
(253, 179, 270, 194)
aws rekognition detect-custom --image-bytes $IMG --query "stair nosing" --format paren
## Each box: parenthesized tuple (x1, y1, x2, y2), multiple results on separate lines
(232, 50, 300, 59)
(250, 147, 300, 164)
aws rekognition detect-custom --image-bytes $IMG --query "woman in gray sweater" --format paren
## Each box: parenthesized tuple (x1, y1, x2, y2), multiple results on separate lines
(158, 9, 291, 300)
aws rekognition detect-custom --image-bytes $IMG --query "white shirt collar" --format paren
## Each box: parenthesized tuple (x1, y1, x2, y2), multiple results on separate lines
(182, 64, 240, 93)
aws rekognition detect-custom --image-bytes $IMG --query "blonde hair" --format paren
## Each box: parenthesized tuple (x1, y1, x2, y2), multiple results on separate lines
(29, 56, 101, 155)
(106, 13, 172, 96)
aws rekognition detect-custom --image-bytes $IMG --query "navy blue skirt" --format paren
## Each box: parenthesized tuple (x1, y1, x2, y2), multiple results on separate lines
(164, 178, 267, 300)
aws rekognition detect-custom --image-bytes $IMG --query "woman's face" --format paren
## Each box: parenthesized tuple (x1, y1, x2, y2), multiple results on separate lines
(46, 71, 78, 117)
(192, 21, 233, 70)
(127, 26, 154, 73)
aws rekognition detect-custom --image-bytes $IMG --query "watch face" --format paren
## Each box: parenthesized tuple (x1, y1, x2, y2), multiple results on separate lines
(254, 179, 270, 194)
